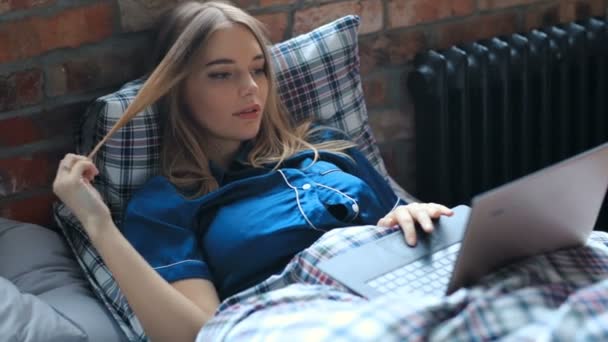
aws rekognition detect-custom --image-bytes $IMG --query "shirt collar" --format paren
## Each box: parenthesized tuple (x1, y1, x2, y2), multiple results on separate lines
(208, 141, 254, 184)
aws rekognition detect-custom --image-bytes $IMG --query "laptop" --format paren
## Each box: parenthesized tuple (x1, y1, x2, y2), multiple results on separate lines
(318, 142, 608, 299)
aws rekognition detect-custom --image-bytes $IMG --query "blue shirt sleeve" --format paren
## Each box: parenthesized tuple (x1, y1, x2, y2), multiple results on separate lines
(344, 146, 407, 210)
(121, 176, 214, 283)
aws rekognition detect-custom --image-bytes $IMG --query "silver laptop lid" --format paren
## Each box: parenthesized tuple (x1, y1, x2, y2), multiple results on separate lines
(447, 142, 608, 294)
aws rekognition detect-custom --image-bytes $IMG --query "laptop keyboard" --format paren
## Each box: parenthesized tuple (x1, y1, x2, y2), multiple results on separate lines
(365, 243, 461, 297)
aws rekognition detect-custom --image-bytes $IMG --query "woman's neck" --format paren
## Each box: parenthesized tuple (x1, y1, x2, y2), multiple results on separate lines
(205, 139, 241, 170)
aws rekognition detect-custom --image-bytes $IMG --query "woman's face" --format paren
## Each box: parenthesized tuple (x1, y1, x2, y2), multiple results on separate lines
(184, 23, 269, 153)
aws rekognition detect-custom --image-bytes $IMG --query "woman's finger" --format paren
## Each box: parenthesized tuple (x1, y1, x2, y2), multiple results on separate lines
(377, 216, 389, 227)
(82, 162, 99, 181)
(69, 159, 99, 182)
(69, 159, 97, 175)
(58, 154, 89, 173)
(429, 203, 453, 217)
(422, 204, 444, 220)
(410, 206, 434, 233)
(377, 214, 397, 228)
(58, 155, 76, 173)
(394, 206, 417, 246)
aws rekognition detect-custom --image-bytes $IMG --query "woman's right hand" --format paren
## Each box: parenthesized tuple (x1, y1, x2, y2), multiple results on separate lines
(53, 153, 111, 238)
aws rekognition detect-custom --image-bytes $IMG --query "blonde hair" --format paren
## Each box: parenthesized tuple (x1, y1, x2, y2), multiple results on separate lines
(89, 1, 355, 198)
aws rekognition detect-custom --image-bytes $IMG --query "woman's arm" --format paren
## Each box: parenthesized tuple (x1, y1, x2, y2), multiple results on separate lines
(92, 221, 217, 341)
(53, 154, 219, 341)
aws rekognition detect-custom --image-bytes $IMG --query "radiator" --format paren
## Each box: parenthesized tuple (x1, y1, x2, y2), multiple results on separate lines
(407, 17, 608, 229)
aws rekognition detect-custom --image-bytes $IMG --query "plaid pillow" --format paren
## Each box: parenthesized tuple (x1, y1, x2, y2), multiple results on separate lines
(54, 15, 401, 341)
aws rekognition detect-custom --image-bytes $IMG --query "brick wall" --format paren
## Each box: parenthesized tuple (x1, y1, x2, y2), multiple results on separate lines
(1, 0, 606, 226)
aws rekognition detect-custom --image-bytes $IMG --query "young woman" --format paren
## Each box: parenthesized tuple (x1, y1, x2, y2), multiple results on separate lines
(53, 1, 453, 341)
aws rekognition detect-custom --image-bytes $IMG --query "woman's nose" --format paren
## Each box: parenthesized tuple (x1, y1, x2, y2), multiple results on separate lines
(240, 73, 259, 97)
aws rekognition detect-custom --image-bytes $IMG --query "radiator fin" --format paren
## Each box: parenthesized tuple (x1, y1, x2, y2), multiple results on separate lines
(407, 18, 608, 229)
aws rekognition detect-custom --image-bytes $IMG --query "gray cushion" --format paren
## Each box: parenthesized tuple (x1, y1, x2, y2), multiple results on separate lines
(0, 219, 82, 294)
(0, 276, 86, 342)
(0, 218, 127, 342)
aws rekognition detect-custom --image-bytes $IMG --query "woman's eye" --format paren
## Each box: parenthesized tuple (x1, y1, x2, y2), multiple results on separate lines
(252, 68, 266, 76)
(209, 72, 231, 80)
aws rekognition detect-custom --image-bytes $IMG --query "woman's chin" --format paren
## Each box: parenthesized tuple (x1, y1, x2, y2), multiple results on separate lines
(243, 132, 260, 141)
(240, 125, 262, 141)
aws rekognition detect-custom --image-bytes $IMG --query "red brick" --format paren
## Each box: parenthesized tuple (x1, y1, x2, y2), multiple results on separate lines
(0, 192, 57, 227)
(16, 68, 43, 105)
(294, 0, 383, 35)
(478, 0, 544, 10)
(40, 3, 113, 52)
(0, 68, 43, 111)
(0, 29, 10, 62)
(0, 149, 70, 201)
(525, 0, 606, 30)
(362, 75, 387, 107)
(359, 35, 390, 74)
(359, 0, 383, 34)
(260, 0, 292, 7)
(525, 2, 560, 29)
(377, 139, 416, 192)
(359, 29, 427, 74)
(255, 12, 289, 43)
(0, 74, 17, 112)
(0, 102, 86, 148)
(558, 1, 578, 23)
(388, 0, 475, 29)
(46, 48, 146, 97)
(0, 3, 113, 63)
(237, 0, 257, 7)
(0, 155, 54, 195)
(368, 108, 414, 144)
(569, 0, 606, 19)
(437, 12, 519, 49)
(0, 116, 40, 147)
(0, 0, 55, 13)
(116, 0, 167, 32)
(385, 29, 428, 64)
(34, 103, 85, 145)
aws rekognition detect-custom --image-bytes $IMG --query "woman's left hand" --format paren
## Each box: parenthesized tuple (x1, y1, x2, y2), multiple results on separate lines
(377, 203, 453, 246)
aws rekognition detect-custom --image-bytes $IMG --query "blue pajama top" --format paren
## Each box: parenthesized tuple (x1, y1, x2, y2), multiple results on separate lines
(122, 130, 406, 299)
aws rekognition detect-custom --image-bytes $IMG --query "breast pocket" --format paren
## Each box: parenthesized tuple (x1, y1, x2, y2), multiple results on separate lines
(309, 160, 387, 225)
(312, 168, 362, 223)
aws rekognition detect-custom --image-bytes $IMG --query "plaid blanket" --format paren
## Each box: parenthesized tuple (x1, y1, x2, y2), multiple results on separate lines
(197, 225, 608, 341)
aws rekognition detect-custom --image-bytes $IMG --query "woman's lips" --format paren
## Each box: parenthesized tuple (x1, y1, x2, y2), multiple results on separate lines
(234, 104, 261, 119)
(236, 110, 260, 119)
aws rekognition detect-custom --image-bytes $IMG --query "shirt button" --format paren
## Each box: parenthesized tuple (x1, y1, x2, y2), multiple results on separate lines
(302, 183, 311, 190)
(352, 203, 359, 213)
